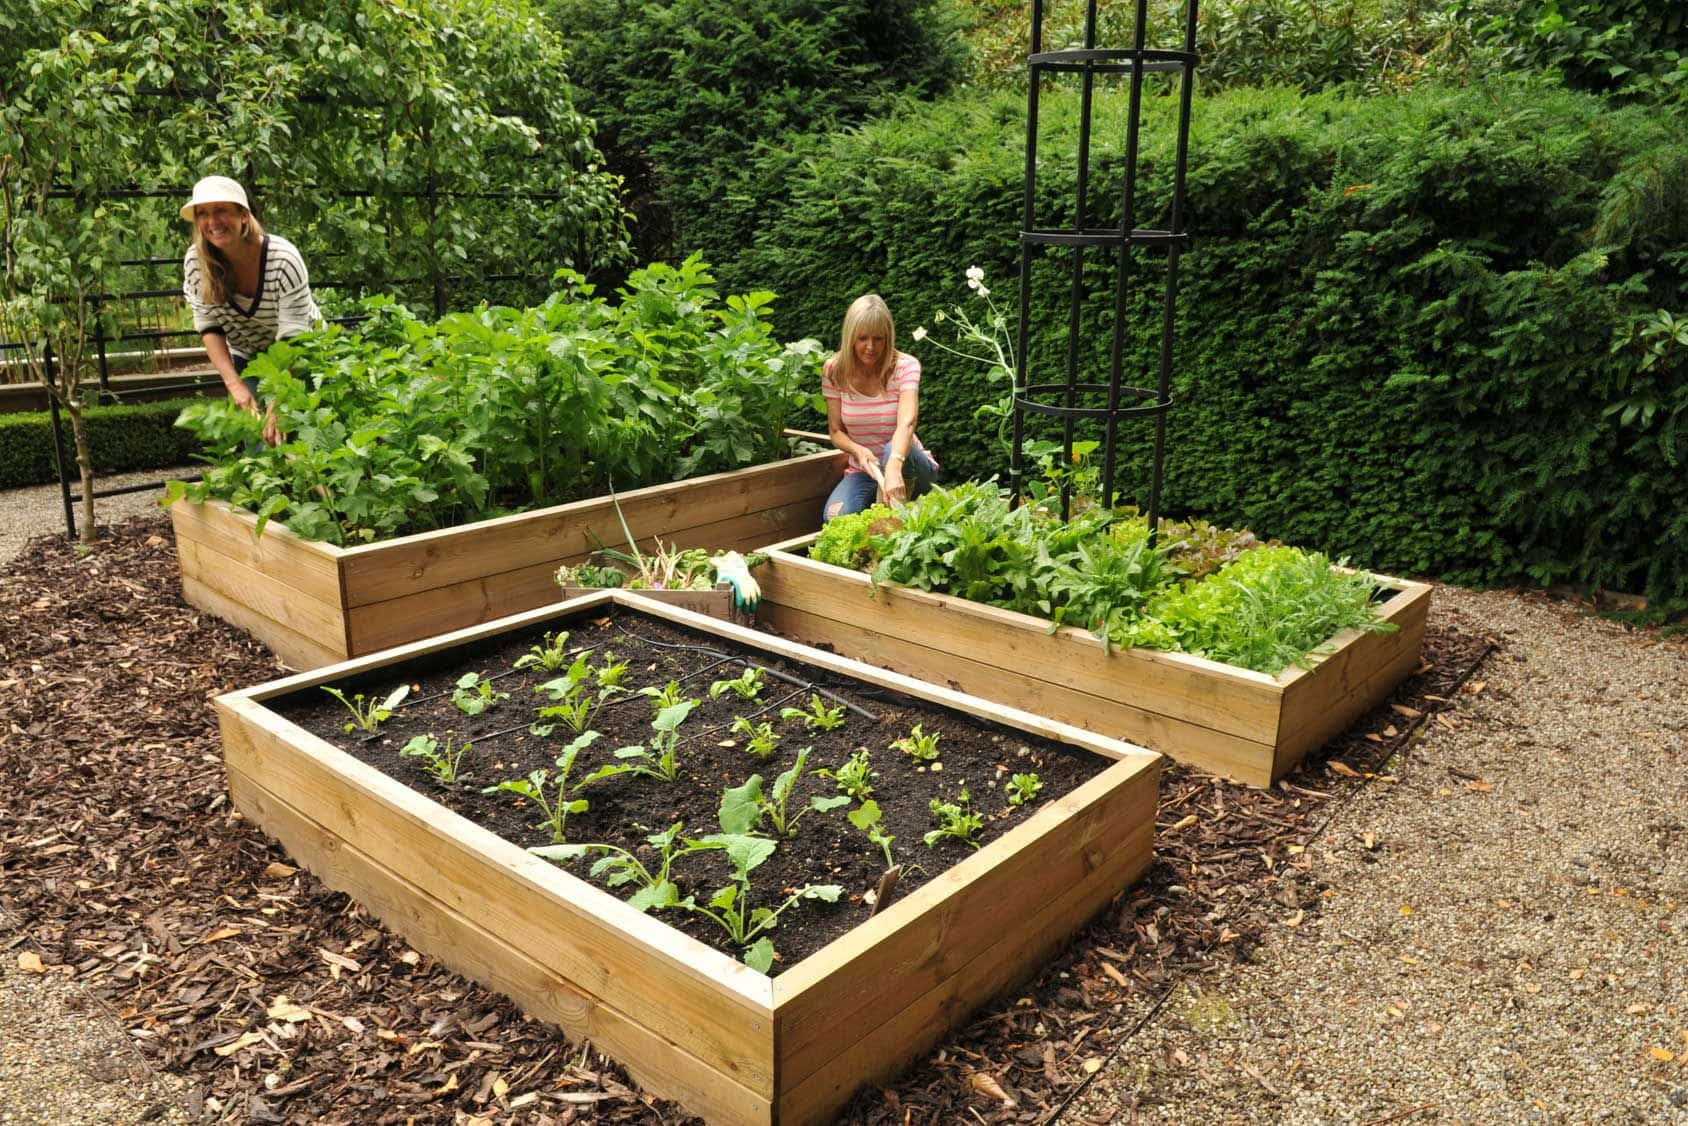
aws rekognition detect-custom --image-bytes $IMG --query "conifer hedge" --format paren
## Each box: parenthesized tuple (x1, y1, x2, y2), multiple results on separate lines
(714, 78, 1687, 608)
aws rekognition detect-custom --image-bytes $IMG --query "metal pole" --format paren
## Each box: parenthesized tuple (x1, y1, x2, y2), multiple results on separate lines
(1012, 0, 1046, 505)
(1059, 0, 1103, 522)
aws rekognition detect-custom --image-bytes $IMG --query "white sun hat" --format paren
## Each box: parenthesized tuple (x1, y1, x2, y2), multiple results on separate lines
(180, 176, 251, 221)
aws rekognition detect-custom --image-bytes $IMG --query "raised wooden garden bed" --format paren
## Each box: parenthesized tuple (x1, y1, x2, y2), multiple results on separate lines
(754, 536, 1433, 788)
(171, 446, 845, 669)
(216, 592, 1159, 1125)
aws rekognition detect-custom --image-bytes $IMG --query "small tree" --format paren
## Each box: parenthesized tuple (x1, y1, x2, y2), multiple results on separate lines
(0, 15, 144, 543)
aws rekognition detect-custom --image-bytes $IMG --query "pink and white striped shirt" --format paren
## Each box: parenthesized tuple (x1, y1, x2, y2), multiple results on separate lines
(822, 352, 933, 471)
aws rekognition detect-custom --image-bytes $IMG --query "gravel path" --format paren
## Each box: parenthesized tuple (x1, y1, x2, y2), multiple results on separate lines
(2, 490, 1683, 1124)
(0, 467, 194, 563)
(1070, 586, 1688, 1124)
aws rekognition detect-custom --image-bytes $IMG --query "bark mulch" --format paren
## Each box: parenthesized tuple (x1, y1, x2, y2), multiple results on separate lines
(0, 513, 1495, 1124)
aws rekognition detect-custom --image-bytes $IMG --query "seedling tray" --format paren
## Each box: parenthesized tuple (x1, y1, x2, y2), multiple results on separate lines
(753, 535, 1432, 787)
(215, 592, 1160, 1125)
(171, 445, 844, 669)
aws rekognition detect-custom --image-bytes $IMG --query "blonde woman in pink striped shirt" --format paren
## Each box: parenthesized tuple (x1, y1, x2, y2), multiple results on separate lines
(821, 294, 940, 521)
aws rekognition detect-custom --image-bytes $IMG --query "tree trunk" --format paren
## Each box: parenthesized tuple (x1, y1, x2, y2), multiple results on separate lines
(65, 400, 96, 546)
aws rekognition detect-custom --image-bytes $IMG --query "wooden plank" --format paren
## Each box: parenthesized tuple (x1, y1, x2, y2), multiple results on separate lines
(181, 574, 346, 670)
(757, 596, 1276, 786)
(565, 585, 735, 620)
(337, 450, 847, 607)
(1272, 619, 1429, 781)
(176, 536, 348, 656)
(217, 695, 777, 1094)
(1274, 580, 1432, 753)
(344, 560, 567, 657)
(169, 498, 344, 609)
(756, 551, 1285, 744)
(773, 756, 1158, 1090)
(774, 769, 1158, 1123)
(225, 761, 773, 1126)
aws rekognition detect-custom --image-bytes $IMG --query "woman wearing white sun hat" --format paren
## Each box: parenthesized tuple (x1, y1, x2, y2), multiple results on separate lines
(179, 176, 320, 445)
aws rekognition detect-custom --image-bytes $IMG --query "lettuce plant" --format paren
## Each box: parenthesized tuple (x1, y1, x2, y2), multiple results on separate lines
(718, 749, 850, 838)
(322, 684, 409, 733)
(482, 732, 601, 843)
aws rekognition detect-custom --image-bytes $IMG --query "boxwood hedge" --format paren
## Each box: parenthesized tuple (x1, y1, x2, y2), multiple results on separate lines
(0, 397, 206, 489)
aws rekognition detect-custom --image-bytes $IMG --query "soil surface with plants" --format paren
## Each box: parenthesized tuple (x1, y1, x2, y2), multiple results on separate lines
(274, 607, 1106, 973)
(1, 514, 1496, 1124)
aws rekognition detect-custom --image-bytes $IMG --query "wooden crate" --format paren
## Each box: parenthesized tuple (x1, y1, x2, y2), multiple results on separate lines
(559, 582, 737, 621)
(216, 592, 1160, 1126)
(753, 537, 1432, 788)
(171, 447, 845, 669)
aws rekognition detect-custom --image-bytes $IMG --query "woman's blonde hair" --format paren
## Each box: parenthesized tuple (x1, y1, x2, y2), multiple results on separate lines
(831, 293, 897, 392)
(193, 207, 265, 305)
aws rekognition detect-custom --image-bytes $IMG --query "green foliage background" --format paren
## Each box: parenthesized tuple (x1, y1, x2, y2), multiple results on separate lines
(552, 0, 968, 266)
(702, 79, 1686, 608)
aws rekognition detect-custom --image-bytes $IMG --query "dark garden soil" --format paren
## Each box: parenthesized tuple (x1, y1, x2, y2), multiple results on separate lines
(271, 607, 1108, 973)
(0, 513, 1496, 1125)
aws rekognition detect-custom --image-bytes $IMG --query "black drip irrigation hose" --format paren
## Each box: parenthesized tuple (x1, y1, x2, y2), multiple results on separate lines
(1045, 639, 1500, 1123)
(612, 626, 880, 723)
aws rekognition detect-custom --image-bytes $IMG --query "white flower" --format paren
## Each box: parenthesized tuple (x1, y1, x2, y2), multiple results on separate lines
(966, 265, 985, 284)
(976, 285, 990, 297)
(911, 326, 928, 341)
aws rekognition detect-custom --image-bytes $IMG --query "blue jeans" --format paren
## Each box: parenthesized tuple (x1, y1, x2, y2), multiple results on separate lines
(824, 445, 939, 521)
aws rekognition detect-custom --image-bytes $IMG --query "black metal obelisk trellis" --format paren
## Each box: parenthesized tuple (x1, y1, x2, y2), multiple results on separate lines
(1010, 0, 1199, 531)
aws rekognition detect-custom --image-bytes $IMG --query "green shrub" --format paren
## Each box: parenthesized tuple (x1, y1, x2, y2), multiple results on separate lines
(0, 397, 207, 489)
(554, 0, 967, 263)
(718, 76, 1688, 610)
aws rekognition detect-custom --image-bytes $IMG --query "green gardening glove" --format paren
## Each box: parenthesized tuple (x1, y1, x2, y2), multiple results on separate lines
(710, 551, 762, 613)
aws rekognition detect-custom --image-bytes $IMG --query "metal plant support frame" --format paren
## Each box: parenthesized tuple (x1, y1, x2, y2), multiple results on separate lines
(1010, 0, 1199, 529)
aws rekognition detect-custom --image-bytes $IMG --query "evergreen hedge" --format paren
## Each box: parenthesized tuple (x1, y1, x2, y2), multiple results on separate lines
(0, 397, 205, 489)
(714, 78, 1687, 608)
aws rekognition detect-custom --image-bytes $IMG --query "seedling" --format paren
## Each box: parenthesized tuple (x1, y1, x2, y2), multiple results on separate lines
(513, 630, 573, 672)
(891, 723, 941, 762)
(718, 748, 850, 838)
(639, 679, 691, 712)
(730, 716, 781, 759)
(709, 666, 766, 701)
(399, 733, 472, 784)
(322, 684, 410, 733)
(532, 652, 624, 735)
(817, 748, 877, 802)
(1006, 772, 1044, 806)
(452, 672, 509, 716)
(581, 698, 700, 784)
(682, 832, 842, 972)
(531, 822, 719, 912)
(482, 732, 601, 843)
(847, 799, 898, 871)
(925, 789, 984, 850)
(780, 693, 846, 732)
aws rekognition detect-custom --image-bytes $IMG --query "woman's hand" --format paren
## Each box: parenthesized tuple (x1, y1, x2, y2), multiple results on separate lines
(880, 462, 907, 507)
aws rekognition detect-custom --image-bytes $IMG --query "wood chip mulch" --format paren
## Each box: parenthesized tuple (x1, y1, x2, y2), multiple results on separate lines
(0, 514, 1495, 1125)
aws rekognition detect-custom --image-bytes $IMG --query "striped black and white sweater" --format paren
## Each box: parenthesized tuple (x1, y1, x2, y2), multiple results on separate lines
(182, 234, 321, 360)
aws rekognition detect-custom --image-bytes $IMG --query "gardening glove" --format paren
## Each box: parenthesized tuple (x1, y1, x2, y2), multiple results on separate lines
(711, 551, 761, 613)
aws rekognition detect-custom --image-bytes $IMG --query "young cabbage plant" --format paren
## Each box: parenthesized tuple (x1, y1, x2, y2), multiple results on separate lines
(399, 733, 472, 785)
(729, 715, 781, 759)
(580, 698, 700, 785)
(638, 679, 692, 712)
(322, 684, 410, 733)
(709, 666, 766, 701)
(925, 788, 984, 850)
(452, 672, 509, 716)
(718, 748, 850, 838)
(683, 832, 843, 972)
(513, 630, 573, 672)
(847, 799, 899, 871)
(481, 732, 601, 843)
(780, 693, 846, 732)
(531, 822, 722, 913)
(816, 748, 877, 802)
(532, 652, 624, 735)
